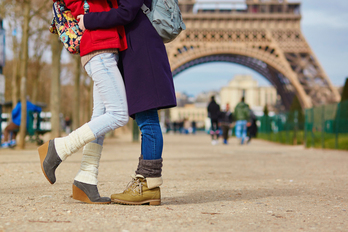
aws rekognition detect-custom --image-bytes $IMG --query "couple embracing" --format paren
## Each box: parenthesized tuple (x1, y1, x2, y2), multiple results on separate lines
(38, 0, 176, 205)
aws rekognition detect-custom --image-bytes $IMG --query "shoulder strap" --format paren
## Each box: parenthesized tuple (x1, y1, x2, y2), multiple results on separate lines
(141, 4, 151, 14)
(84, 0, 90, 14)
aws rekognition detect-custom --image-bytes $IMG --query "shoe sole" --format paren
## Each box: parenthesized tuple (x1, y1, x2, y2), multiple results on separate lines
(72, 184, 111, 204)
(111, 198, 161, 206)
(38, 141, 53, 184)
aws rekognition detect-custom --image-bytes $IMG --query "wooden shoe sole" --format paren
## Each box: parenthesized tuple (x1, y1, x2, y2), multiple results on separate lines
(38, 141, 53, 184)
(111, 198, 161, 206)
(72, 184, 111, 204)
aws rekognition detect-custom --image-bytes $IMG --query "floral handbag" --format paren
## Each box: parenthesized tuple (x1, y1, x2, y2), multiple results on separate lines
(49, 0, 89, 54)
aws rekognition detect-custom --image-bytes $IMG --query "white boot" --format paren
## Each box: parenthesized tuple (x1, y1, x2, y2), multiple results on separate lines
(74, 143, 102, 185)
(54, 124, 96, 161)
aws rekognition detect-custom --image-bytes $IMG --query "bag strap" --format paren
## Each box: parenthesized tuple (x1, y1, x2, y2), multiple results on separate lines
(84, 0, 90, 14)
(141, 4, 151, 14)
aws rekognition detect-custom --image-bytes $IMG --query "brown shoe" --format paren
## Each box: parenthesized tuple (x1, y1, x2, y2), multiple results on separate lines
(111, 175, 161, 206)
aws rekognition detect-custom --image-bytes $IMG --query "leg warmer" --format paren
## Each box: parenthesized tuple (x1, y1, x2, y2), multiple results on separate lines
(54, 124, 96, 161)
(135, 155, 163, 178)
(74, 143, 102, 185)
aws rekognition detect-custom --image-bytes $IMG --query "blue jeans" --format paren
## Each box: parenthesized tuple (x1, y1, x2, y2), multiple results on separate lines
(135, 109, 163, 160)
(84, 53, 129, 146)
(235, 120, 247, 144)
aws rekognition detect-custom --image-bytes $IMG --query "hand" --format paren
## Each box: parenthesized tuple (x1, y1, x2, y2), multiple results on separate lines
(77, 15, 85, 32)
(247, 122, 251, 127)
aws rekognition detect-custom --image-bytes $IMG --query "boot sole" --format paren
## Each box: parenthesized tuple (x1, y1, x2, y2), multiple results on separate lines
(72, 184, 111, 204)
(38, 141, 53, 184)
(111, 198, 161, 206)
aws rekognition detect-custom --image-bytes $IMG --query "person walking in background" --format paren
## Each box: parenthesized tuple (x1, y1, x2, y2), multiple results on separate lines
(234, 97, 250, 145)
(247, 109, 258, 144)
(77, 0, 177, 205)
(191, 120, 197, 134)
(183, 118, 190, 134)
(207, 96, 221, 145)
(1, 100, 42, 148)
(38, 0, 129, 204)
(219, 103, 233, 145)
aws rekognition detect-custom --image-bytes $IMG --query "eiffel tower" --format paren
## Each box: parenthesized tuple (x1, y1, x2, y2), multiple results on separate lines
(167, 0, 340, 109)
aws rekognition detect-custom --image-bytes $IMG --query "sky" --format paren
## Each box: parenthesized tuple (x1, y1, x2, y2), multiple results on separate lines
(174, 0, 348, 96)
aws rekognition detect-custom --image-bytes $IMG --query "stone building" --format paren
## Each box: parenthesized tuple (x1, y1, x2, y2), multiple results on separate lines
(169, 103, 207, 129)
(220, 75, 278, 113)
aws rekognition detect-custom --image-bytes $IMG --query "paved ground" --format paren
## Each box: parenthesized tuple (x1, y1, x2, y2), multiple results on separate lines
(0, 133, 347, 232)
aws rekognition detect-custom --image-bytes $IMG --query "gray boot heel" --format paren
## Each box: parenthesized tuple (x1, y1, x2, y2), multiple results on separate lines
(72, 180, 111, 204)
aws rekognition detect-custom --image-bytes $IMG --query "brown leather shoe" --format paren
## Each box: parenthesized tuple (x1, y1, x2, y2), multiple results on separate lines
(111, 175, 161, 206)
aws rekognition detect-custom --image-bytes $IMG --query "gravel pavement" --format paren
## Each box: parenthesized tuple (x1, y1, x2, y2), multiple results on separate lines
(0, 133, 347, 232)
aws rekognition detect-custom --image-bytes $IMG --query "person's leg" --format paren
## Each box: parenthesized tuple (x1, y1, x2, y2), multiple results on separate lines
(39, 53, 128, 185)
(55, 53, 128, 160)
(247, 135, 252, 144)
(72, 83, 110, 204)
(135, 109, 163, 176)
(2, 123, 19, 147)
(111, 109, 163, 205)
(241, 120, 247, 145)
(3, 122, 19, 142)
(235, 120, 241, 139)
(214, 120, 220, 140)
(222, 125, 228, 144)
(210, 119, 216, 140)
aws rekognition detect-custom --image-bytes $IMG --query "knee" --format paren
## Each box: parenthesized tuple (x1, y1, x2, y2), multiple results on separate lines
(109, 111, 129, 129)
(4, 126, 11, 133)
(119, 113, 129, 127)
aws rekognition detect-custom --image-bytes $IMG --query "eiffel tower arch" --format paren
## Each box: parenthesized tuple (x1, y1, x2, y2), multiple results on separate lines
(166, 0, 340, 109)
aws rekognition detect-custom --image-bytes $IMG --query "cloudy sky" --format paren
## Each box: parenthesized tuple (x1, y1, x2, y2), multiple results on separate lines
(174, 0, 348, 96)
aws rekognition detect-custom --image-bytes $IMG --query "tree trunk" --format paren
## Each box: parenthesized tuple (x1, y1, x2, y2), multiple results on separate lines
(50, 35, 63, 138)
(31, 71, 38, 103)
(17, 0, 31, 149)
(11, 58, 19, 109)
(18, 77, 27, 149)
(10, 21, 20, 109)
(72, 55, 80, 130)
(31, 60, 42, 104)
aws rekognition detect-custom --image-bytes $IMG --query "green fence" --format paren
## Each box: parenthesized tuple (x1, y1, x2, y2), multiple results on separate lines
(257, 100, 348, 150)
(304, 100, 348, 150)
(257, 110, 304, 145)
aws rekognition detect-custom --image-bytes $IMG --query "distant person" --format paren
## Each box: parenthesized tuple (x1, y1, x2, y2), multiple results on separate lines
(165, 119, 171, 134)
(173, 121, 178, 133)
(207, 96, 221, 145)
(247, 109, 258, 144)
(234, 97, 250, 145)
(1, 100, 42, 148)
(219, 103, 233, 145)
(179, 120, 184, 134)
(191, 120, 197, 134)
(183, 118, 190, 134)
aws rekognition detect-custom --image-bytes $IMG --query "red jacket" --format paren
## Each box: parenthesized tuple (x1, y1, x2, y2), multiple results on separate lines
(55, 0, 127, 56)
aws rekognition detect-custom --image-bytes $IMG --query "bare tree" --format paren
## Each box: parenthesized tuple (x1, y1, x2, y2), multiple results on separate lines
(50, 34, 63, 138)
(17, 0, 31, 149)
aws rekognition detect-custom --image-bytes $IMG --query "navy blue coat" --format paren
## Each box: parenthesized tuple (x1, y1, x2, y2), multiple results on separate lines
(84, 0, 177, 117)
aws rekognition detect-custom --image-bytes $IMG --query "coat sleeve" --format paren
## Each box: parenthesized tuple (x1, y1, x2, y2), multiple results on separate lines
(83, 0, 145, 30)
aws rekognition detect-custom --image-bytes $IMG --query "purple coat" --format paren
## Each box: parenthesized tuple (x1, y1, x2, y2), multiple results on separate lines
(84, 0, 176, 117)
